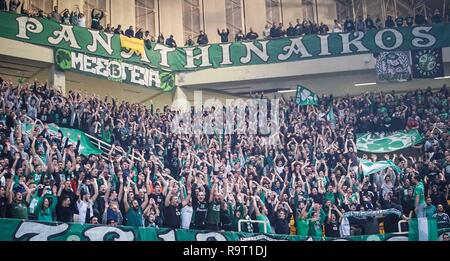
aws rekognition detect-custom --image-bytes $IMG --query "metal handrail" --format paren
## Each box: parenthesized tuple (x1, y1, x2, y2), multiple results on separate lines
(238, 219, 270, 234)
(398, 220, 409, 234)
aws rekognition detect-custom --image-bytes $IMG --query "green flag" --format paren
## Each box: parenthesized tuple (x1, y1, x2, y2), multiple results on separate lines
(24, 123, 103, 156)
(409, 217, 438, 241)
(359, 158, 402, 176)
(326, 104, 336, 127)
(356, 129, 423, 153)
(295, 85, 318, 106)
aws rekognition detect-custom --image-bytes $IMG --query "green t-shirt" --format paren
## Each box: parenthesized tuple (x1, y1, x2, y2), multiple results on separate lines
(256, 214, 272, 234)
(296, 217, 309, 237)
(100, 128, 113, 144)
(308, 208, 327, 224)
(323, 192, 336, 205)
(309, 219, 323, 237)
(206, 201, 221, 225)
(126, 207, 143, 227)
(35, 195, 57, 222)
(414, 182, 425, 206)
(425, 205, 436, 218)
(29, 171, 42, 184)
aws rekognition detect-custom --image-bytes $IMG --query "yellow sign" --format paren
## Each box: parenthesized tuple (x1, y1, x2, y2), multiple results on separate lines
(119, 35, 145, 55)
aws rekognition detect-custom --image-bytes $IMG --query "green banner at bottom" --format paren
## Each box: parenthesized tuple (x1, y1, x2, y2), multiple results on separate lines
(0, 219, 448, 241)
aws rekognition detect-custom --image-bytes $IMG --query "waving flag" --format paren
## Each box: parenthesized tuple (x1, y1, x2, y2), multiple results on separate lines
(295, 85, 318, 106)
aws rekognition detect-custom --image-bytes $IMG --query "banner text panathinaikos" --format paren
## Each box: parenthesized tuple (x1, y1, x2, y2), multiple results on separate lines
(1, 11, 450, 73)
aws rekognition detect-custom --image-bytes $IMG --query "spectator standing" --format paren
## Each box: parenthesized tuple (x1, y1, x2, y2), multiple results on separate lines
(424, 197, 437, 218)
(332, 19, 342, 33)
(375, 15, 383, 29)
(114, 24, 123, 35)
(286, 22, 296, 37)
(277, 22, 285, 37)
(395, 13, 404, 27)
(90, 8, 104, 30)
(245, 28, 259, 41)
(355, 16, 366, 32)
(405, 13, 414, 26)
(274, 202, 293, 234)
(165, 35, 177, 48)
(104, 24, 113, 33)
(252, 196, 272, 234)
(343, 17, 355, 32)
(123, 185, 146, 227)
(164, 191, 182, 229)
(431, 9, 442, 24)
(415, 13, 426, 25)
(197, 30, 209, 45)
(295, 19, 303, 35)
(35, 192, 57, 222)
(157, 33, 165, 44)
(50, 6, 61, 23)
(263, 24, 271, 39)
(6, 181, 29, 220)
(70, 7, 81, 26)
(36, 9, 46, 19)
(412, 175, 426, 218)
(385, 15, 395, 28)
(135, 28, 144, 39)
(365, 14, 375, 30)
(433, 204, 450, 229)
(61, 9, 70, 24)
(269, 23, 279, 38)
(235, 29, 245, 42)
(78, 12, 86, 27)
(124, 26, 134, 38)
(319, 22, 329, 34)
(185, 35, 195, 46)
(217, 28, 230, 43)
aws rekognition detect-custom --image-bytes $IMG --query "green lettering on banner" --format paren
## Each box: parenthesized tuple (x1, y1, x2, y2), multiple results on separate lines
(1, 219, 449, 241)
(1, 12, 450, 73)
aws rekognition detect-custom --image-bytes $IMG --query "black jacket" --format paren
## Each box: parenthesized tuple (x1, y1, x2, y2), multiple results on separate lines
(217, 29, 229, 43)
(197, 34, 209, 45)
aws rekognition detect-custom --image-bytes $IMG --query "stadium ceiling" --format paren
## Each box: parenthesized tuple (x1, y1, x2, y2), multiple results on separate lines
(0, 55, 50, 82)
(335, 0, 447, 22)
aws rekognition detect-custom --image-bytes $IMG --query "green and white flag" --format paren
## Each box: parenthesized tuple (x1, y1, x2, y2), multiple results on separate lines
(359, 158, 402, 176)
(24, 123, 103, 156)
(409, 217, 438, 241)
(356, 129, 423, 153)
(326, 104, 336, 127)
(295, 85, 318, 106)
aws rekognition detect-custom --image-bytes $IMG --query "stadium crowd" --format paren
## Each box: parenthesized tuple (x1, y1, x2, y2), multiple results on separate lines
(0, 75, 449, 238)
(1, 1, 449, 47)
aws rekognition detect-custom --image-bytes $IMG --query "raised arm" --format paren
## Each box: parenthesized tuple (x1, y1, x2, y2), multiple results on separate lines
(123, 185, 130, 212)
(91, 178, 99, 202)
(181, 186, 191, 207)
(252, 196, 261, 216)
